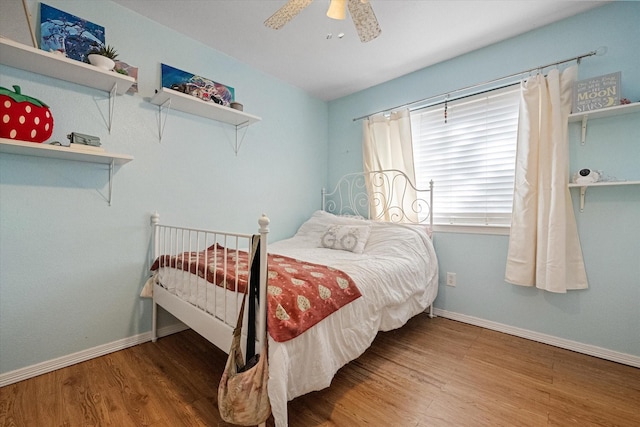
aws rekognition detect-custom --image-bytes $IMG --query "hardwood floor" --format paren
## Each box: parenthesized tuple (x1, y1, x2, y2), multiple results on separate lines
(1, 315, 639, 426)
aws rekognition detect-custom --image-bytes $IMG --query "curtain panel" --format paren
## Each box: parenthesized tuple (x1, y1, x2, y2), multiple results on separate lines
(505, 65, 588, 293)
(362, 109, 417, 222)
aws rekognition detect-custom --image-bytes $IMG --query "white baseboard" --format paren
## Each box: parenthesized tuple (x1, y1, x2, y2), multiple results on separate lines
(0, 323, 188, 387)
(434, 308, 640, 368)
(4, 312, 638, 388)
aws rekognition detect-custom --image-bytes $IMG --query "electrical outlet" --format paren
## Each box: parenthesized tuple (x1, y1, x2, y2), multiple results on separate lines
(446, 272, 457, 287)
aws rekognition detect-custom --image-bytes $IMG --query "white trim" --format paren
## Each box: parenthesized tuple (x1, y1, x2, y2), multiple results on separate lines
(0, 323, 188, 387)
(433, 224, 510, 236)
(434, 308, 640, 368)
(5, 310, 637, 388)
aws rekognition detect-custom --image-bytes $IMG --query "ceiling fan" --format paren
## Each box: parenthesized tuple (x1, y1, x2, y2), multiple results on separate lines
(264, 0, 382, 43)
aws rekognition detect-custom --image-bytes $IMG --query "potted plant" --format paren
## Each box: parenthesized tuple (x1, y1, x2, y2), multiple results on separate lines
(87, 45, 118, 71)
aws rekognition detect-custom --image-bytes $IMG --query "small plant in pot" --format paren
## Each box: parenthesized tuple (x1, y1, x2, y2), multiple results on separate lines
(87, 45, 118, 71)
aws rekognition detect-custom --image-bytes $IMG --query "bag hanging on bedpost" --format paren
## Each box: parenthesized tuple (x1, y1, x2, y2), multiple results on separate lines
(246, 235, 260, 362)
(218, 235, 270, 426)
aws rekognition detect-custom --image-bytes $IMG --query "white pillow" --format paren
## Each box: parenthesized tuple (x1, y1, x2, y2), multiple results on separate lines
(295, 210, 368, 240)
(320, 224, 371, 254)
(365, 222, 432, 256)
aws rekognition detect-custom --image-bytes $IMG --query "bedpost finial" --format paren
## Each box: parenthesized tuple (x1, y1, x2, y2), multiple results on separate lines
(259, 213, 270, 233)
(151, 211, 160, 225)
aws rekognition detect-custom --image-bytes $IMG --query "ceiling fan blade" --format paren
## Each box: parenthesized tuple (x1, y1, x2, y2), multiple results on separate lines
(264, 0, 314, 30)
(347, 0, 381, 42)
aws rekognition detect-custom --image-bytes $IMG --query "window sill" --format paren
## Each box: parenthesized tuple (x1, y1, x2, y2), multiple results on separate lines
(433, 224, 510, 236)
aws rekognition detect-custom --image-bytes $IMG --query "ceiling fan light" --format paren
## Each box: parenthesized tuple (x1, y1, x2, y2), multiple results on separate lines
(327, 0, 347, 20)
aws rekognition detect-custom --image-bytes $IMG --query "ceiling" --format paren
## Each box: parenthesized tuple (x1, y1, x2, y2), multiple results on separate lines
(112, 0, 609, 101)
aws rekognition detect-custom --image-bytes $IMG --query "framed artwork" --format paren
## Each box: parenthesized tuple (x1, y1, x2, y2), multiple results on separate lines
(39, 3, 105, 62)
(161, 63, 234, 107)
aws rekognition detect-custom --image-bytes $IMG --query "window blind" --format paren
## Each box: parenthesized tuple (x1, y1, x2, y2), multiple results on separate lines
(410, 86, 520, 226)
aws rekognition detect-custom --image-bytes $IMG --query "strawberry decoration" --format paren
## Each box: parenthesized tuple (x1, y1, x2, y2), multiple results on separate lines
(0, 85, 54, 143)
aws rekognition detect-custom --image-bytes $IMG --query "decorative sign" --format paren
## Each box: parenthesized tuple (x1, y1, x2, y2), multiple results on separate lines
(572, 72, 621, 113)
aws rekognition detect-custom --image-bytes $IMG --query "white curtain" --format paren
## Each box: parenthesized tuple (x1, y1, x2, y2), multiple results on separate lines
(362, 109, 417, 221)
(505, 65, 588, 293)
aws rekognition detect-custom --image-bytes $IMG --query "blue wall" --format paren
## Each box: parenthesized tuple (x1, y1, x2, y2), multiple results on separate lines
(328, 2, 639, 359)
(1, 1, 638, 377)
(0, 0, 328, 374)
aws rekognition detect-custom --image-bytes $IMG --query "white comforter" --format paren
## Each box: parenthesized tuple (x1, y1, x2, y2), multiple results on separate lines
(266, 211, 438, 427)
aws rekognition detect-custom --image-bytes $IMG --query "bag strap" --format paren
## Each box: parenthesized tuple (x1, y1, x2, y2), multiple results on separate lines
(234, 292, 247, 333)
(246, 234, 261, 362)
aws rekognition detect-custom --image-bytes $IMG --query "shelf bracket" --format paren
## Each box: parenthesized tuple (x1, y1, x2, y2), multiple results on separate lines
(109, 82, 117, 134)
(580, 115, 588, 145)
(233, 120, 250, 155)
(157, 97, 172, 142)
(578, 186, 587, 212)
(108, 159, 114, 206)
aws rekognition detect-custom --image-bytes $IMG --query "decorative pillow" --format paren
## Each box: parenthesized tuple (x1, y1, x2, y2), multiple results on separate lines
(320, 225, 371, 254)
(294, 211, 369, 243)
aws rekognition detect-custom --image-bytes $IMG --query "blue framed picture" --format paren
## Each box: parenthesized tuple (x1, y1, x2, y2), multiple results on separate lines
(40, 3, 105, 62)
(161, 64, 234, 107)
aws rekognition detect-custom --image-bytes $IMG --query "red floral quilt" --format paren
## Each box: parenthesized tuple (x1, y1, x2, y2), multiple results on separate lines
(151, 244, 361, 342)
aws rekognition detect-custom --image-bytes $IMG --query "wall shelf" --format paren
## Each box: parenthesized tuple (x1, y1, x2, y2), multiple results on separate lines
(0, 37, 135, 94)
(568, 181, 640, 212)
(568, 101, 639, 213)
(149, 87, 261, 152)
(0, 138, 133, 205)
(0, 138, 133, 164)
(0, 37, 136, 131)
(568, 102, 640, 144)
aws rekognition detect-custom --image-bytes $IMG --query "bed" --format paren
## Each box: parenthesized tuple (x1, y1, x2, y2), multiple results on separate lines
(144, 169, 438, 427)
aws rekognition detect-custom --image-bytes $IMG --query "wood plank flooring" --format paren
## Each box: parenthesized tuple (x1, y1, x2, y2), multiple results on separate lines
(1, 315, 639, 426)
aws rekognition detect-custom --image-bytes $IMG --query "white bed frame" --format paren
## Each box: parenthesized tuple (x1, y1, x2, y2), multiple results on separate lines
(322, 169, 433, 227)
(150, 212, 271, 354)
(148, 169, 434, 424)
(321, 169, 436, 316)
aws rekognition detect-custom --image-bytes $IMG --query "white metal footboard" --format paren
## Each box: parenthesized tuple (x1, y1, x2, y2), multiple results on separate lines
(150, 212, 269, 355)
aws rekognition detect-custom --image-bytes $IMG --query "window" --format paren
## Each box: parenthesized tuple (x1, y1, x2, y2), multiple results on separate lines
(410, 85, 520, 227)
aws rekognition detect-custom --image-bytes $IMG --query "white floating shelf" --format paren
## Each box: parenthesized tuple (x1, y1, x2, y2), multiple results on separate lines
(569, 102, 640, 144)
(569, 102, 640, 121)
(0, 137, 133, 206)
(0, 138, 133, 165)
(568, 181, 640, 188)
(568, 181, 640, 212)
(150, 87, 261, 127)
(0, 36, 135, 95)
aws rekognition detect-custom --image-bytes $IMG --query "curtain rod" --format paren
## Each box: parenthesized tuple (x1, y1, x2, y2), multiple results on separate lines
(352, 47, 606, 122)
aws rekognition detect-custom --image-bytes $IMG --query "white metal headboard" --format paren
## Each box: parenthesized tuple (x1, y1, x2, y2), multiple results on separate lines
(322, 169, 433, 227)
